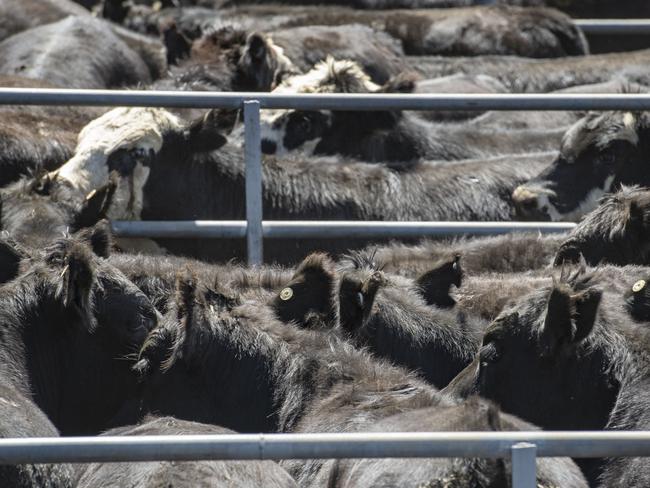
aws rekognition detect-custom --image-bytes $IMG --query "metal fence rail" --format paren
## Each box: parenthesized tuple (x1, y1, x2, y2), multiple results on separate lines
(111, 220, 576, 239)
(576, 19, 650, 35)
(2, 431, 650, 487)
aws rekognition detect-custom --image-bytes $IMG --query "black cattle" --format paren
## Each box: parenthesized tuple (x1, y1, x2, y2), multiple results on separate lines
(257, 58, 562, 161)
(269, 24, 407, 84)
(118, 4, 585, 59)
(335, 252, 485, 388)
(0, 0, 87, 41)
(224, 0, 546, 9)
(329, 399, 586, 488)
(444, 264, 650, 485)
(0, 231, 157, 435)
(512, 111, 649, 222)
(0, 171, 118, 249)
(61, 106, 554, 262)
(356, 232, 564, 278)
(0, 76, 104, 188)
(269, 252, 481, 388)
(0, 375, 74, 488)
(75, 416, 297, 487)
(133, 275, 586, 487)
(554, 186, 650, 267)
(409, 48, 650, 93)
(0, 16, 157, 88)
(153, 25, 298, 94)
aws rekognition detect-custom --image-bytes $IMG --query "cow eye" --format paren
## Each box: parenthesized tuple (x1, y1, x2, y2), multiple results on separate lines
(298, 116, 311, 133)
(479, 341, 501, 366)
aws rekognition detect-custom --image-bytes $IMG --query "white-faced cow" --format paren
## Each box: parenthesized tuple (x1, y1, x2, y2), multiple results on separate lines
(512, 111, 648, 221)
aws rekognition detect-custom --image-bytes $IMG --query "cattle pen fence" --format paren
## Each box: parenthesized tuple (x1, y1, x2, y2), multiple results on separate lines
(4, 26, 650, 484)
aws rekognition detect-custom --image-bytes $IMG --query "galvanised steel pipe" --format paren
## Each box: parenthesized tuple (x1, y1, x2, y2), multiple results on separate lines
(1, 432, 650, 464)
(3, 89, 650, 111)
(576, 19, 650, 35)
(110, 221, 576, 239)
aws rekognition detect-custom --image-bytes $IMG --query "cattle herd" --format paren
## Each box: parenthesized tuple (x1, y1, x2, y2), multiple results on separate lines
(3, 0, 650, 486)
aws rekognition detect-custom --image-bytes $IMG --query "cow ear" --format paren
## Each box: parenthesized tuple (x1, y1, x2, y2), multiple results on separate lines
(73, 172, 119, 231)
(246, 32, 268, 62)
(161, 20, 191, 65)
(338, 271, 384, 335)
(553, 239, 582, 267)
(0, 236, 26, 284)
(272, 253, 337, 329)
(32, 171, 55, 196)
(415, 254, 462, 308)
(187, 110, 230, 152)
(541, 286, 601, 354)
(74, 220, 113, 259)
(59, 243, 96, 331)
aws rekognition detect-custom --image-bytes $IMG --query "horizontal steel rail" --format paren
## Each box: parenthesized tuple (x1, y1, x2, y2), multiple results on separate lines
(0, 431, 650, 464)
(3, 88, 650, 111)
(111, 220, 575, 239)
(576, 19, 650, 35)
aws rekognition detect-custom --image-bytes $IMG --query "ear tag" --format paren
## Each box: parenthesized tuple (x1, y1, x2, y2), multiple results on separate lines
(280, 287, 293, 301)
(356, 291, 364, 308)
(633, 280, 646, 293)
(85, 189, 97, 201)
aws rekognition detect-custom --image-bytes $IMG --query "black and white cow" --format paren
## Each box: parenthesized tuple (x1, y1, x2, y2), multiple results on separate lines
(256, 58, 562, 162)
(512, 111, 647, 221)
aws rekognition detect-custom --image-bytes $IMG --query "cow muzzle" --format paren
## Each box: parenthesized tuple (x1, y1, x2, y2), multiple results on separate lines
(512, 185, 552, 221)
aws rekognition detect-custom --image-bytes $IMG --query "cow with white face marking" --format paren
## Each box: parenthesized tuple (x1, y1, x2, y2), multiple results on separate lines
(256, 57, 562, 163)
(512, 111, 646, 221)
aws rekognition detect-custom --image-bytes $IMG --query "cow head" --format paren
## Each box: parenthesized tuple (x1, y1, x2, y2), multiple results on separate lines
(444, 268, 619, 432)
(415, 254, 462, 309)
(188, 27, 298, 92)
(258, 57, 413, 158)
(0, 169, 120, 249)
(554, 185, 650, 267)
(270, 253, 338, 330)
(513, 111, 649, 221)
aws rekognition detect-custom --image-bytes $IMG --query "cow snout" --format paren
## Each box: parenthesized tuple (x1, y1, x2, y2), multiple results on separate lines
(261, 139, 277, 154)
(512, 186, 550, 221)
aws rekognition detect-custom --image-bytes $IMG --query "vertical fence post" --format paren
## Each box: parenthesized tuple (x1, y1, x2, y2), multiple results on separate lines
(511, 442, 536, 488)
(244, 100, 263, 266)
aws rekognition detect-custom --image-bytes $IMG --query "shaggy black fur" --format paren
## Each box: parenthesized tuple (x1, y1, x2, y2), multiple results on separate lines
(445, 264, 650, 485)
(0, 233, 157, 434)
(75, 416, 297, 487)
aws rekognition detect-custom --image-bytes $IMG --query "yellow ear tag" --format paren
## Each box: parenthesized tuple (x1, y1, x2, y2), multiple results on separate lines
(633, 280, 646, 293)
(280, 287, 293, 301)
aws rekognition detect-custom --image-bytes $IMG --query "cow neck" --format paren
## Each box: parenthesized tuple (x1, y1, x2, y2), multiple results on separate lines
(0, 274, 71, 428)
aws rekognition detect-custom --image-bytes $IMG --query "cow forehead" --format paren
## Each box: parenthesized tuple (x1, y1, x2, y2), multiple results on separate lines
(75, 107, 183, 156)
(560, 112, 638, 161)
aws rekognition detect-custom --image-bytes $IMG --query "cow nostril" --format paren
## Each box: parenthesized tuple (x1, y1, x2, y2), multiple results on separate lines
(261, 139, 277, 154)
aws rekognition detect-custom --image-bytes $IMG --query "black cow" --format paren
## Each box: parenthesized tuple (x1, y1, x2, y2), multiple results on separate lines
(257, 58, 563, 162)
(0, 374, 75, 488)
(329, 399, 586, 488)
(75, 416, 297, 488)
(117, 4, 586, 58)
(0, 16, 157, 88)
(512, 111, 648, 222)
(554, 186, 650, 267)
(0, 231, 158, 434)
(222, 0, 546, 9)
(153, 25, 298, 94)
(133, 275, 587, 487)
(0, 76, 104, 188)
(444, 264, 650, 485)
(0, 0, 87, 41)
(409, 48, 650, 93)
(61, 106, 555, 262)
(356, 232, 564, 277)
(269, 24, 407, 84)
